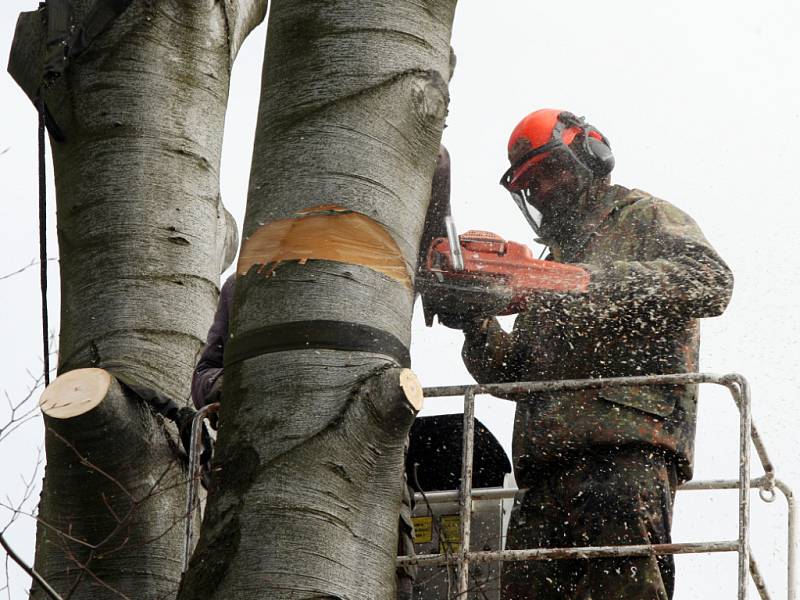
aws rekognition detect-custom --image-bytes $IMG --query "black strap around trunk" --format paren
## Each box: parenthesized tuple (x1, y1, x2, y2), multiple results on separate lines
(224, 320, 411, 368)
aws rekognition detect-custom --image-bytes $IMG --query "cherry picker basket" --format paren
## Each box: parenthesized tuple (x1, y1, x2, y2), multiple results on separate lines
(407, 414, 513, 600)
(396, 374, 797, 600)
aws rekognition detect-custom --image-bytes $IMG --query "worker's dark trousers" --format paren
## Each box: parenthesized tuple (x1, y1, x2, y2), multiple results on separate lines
(502, 447, 678, 600)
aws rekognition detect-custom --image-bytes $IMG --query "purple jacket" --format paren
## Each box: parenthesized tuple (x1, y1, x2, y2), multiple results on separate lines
(191, 273, 236, 408)
(191, 147, 451, 408)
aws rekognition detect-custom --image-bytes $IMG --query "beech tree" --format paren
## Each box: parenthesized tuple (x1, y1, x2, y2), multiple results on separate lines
(8, 1, 267, 597)
(178, 1, 457, 598)
(8, 0, 457, 598)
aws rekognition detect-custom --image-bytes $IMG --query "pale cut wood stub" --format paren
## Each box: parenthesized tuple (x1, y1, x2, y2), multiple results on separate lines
(399, 368, 424, 412)
(39, 368, 112, 419)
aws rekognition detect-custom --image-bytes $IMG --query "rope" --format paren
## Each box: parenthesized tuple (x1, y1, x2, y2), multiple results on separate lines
(37, 98, 50, 387)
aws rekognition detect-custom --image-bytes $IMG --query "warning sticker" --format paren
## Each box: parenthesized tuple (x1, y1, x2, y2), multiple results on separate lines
(439, 515, 461, 554)
(412, 517, 432, 544)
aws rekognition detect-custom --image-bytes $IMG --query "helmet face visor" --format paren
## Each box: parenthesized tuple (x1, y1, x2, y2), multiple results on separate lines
(509, 188, 544, 236)
(502, 149, 577, 197)
(502, 148, 589, 236)
(500, 139, 562, 192)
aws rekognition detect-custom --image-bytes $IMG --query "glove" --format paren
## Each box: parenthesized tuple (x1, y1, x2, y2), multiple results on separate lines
(207, 374, 223, 404)
(174, 407, 214, 486)
(116, 377, 217, 487)
(437, 312, 484, 330)
(204, 375, 223, 430)
(428, 277, 514, 329)
(174, 406, 198, 456)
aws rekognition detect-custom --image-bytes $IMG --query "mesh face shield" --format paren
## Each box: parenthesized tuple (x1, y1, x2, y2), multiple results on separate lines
(501, 149, 587, 236)
(501, 110, 612, 237)
(509, 188, 544, 236)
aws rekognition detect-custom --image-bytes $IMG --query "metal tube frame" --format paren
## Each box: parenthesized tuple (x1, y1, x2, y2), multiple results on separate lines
(397, 373, 797, 600)
(457, 389, 475, 592)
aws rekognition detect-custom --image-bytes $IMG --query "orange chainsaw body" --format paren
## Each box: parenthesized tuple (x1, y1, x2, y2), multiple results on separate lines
(422, 230, 589, 320)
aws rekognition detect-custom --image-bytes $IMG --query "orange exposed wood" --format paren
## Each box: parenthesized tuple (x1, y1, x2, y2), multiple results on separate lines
(237, 205, 412, 289)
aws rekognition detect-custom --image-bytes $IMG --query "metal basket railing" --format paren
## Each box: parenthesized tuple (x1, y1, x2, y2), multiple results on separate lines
(396, 373, 796, 600)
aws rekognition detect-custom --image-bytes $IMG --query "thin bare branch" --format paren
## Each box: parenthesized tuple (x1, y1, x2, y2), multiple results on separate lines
(0, 373, 45, 443)
(12, 509, 98, 551)
(46, 428, 135, 502)
(74, 564, 131, 600)
(0, 257, 57, 281)
(3, 451, 187, 599)
(0, 532, 63, 600)
(60, 542, 133, 600)
(3, 553, 10, 600)
(1, 448, 43, 535)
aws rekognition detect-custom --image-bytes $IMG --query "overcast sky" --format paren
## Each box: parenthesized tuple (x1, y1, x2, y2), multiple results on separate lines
(2, 1, 799, 598)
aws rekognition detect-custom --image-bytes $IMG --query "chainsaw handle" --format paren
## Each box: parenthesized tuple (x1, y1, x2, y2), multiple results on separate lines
(444, 215, 464, 270)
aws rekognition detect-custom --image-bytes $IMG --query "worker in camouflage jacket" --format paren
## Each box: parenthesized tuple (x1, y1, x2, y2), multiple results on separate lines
(452, 109, 733, 599)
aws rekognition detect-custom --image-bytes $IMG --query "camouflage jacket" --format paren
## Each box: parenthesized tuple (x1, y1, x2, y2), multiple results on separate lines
(462, 185, 733, 484)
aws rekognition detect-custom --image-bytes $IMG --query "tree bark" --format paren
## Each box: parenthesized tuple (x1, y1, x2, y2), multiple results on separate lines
(8, 1, 266, 597)
(36, 368, 187, 599)
(179, 1, 457, 598)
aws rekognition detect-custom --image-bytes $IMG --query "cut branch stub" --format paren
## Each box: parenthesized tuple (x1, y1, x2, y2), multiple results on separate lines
(399, 368, 423, 412)
(360, 367, 424, 429)
(39, 368, 111, 419)
(32, 368, 187, 599)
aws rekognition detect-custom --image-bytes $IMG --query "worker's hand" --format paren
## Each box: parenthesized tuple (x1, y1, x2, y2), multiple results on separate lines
(175, 406, 215, 487)
(437, 313, 489, 330)
(204, 376, 223, 429)
(207, 375, 223, 404)
(174, 406, 197, 456)
(462, 317, 493, 335)
(175, 406, 214, 464)
(437, 312, 468, 329)
(433, 281, 514, 329)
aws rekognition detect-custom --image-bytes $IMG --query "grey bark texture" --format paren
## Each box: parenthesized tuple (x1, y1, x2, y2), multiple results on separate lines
(8, 0, 266, 597)
(178, 1, 457, 599)
(35, 375, 185, 599)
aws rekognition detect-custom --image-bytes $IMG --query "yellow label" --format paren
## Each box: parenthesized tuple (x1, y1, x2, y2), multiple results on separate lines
(412, 517, 432, 544)
(439, 515, 461, 554)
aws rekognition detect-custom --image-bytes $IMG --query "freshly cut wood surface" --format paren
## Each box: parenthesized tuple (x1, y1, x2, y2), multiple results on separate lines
(399, 368, 424, 412)
(39, 368, 111, 419)
(237, 204, 413, 289)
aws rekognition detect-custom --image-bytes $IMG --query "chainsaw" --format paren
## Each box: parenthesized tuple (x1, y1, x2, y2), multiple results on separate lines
(418, 216, 589, 326)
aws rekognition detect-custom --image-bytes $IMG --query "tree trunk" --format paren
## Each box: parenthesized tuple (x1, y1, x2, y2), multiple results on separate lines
(179, 1, 457, 598)
(8, 1, 266, 597)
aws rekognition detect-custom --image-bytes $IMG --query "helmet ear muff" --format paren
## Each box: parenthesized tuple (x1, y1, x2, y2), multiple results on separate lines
(556, 112, 615, 177)
(579, 135, 615, 177)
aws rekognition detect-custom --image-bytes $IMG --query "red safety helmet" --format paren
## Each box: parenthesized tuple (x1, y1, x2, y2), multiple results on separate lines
(499, 109, 615, 235)
(500, 109, 614, 193)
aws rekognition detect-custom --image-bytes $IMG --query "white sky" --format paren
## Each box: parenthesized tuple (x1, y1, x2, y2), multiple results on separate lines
(2, 1, 799, 598)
